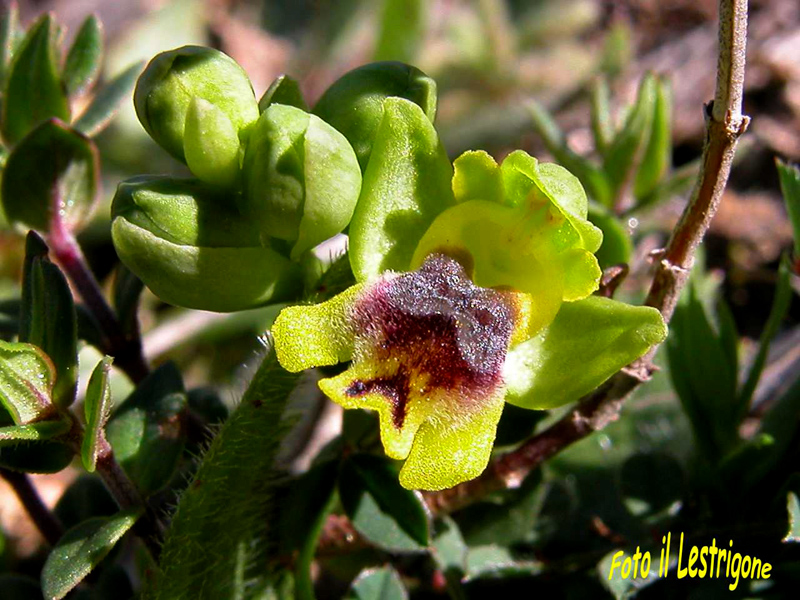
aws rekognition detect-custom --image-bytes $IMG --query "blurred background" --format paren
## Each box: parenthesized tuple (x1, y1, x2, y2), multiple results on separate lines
(1, 0, 799, 587)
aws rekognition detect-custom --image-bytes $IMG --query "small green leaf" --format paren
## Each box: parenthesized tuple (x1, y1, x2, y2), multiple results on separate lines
(464, 546, 542, 581)
(20, 232, 78, 408)
(374, 0, 424, 63)
(777, 158, 800, 258)
(634, 76, 671, 200)
(431, 517, 467, 598)
(620, 452, 684, 518)
(0, 340, 56, 424)
(0, 419, 70, 447)
(527, 99, 612, 206)
(785, 492, 800, 543)
(590, 77, 613, 155)
(106, 362, 186, 495)
(603, 74, 656, 204)
(1, 14, 70, 145)
(62, 15, 102, 97)
(258, 74, 308, 112)
(349, 97, 454, 281)
(0, 1, 20, 86)
(73, 61, 143, 137)
(505, 296, 667, 410)
(667, 279, 739, 459)
(54, 475, 117, 530)
(81, 356, 113, 472)
(0, 440, 74, 473)
(738, 255, 793, 412)
(587, 201, 632, 269)
(41, 510, 141, 600)
(632, 159, 698, 214)
(339, 453, 430, 552)
(346, 566, 408, 600)
(1, 119, 98, 233)
(112, 263, 144, 339)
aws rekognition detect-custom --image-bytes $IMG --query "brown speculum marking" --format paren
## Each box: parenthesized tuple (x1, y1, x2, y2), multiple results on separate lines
(344, 254, 517, 429)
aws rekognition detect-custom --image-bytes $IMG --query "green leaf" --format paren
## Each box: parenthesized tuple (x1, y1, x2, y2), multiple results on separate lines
(0, 439, 74, 473)
(339, 453, 430, 552)
(597, 546, 667, 600)
(374, 0, 424, 63)
(667, 279, 740, 459)
(1, 119, 98, 233)
(634, 76, 671, 200)
(20, 231, 78, 408)
(258, 74, 308, 112)
(777, 158, 800, 258)
(349, 97, 454, 281)
(587, 201, 632, 269)
(289, 461, 338, 600)
(505, 296, 667, 410)
(0, 340, 56, 424)
(632, 159, 699, 214)
(73, 61, 143, 137)
(590, 77, 613, 155)
(112, 263, 144, 339)
(431, 517, 467, 598)
(62, 15, 102, 97)
(738, 255, 793, 411)
(0, 419, 69, 446)
(785, 492, 800, 543)
(147, 350, 300, 600)
(346, 566, 408, 600)
(1, 14, 70, 145)
(0, 1, 19, 87)
(620, 452, 684, 518)
(81, 356, 113, 472)
(464, 546, 542, 581)
(106, 362, 186, 495)
(603, 74, 656, 204)
(526, 99, 612, 206)
(41, 510, 140, 600)
(54, 475, 117, 530)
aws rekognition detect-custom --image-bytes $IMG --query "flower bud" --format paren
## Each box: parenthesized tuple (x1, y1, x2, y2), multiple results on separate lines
(313, 61, 437, 170)
(134, 46, 259, 170)
(111, 176, 301, 312)
(240, 104, 361, 260)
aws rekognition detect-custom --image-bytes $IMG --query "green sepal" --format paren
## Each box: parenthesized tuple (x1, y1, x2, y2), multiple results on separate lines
(133, 45, 258, 162)
(258, 74, 308, 112)
(1, 118, 98, 233)
(313, 61, 437, 171)
(1, 14, 70, 145)
(241, 103, 362, 259)
(349, 97, 454, 281)
(62, 15, 102, 98)
(111, 176, 302, 311)
(41, 510, 141, 600)
(0, 340, 56, 424)
(505, 296, 667, 410)
(183, 96, 240, 189)
(81, 356, 113, 472)
(20, 231, 78, 408)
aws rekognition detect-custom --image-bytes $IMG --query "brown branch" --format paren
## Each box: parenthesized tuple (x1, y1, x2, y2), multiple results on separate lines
(0, 468, 64, 546)
(319, 0, 751, 543)
(425, 0, 750, 516)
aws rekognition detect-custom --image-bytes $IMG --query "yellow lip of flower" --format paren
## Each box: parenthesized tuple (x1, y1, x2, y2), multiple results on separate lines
(272, 253, 531, 491)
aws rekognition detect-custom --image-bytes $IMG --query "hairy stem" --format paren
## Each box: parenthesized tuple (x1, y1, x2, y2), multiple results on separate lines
(0, 468, 64, 546)
(47, 221, 149, 383)
(425, 0, 750, 515)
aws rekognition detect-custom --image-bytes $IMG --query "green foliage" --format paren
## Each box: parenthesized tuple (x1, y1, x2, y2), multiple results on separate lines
(0, 340, 56, 424)
(145, 350, 299, 600)
(41, 510, 141, 600)
(345, 566, 408, 600)
(62, 15, 103, 98)
(259, 74, 308, 112)
(73, 62, 143, 137)
(81, 356, 113, 472)
(777, 158, 800, 259)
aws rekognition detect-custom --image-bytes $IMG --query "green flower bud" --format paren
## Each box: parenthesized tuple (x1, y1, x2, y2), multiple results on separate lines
(111, 176, 301, 312)
(240, 104, 361, 260)
(134, 46, 259, 168)
(313, 61, 437, 170)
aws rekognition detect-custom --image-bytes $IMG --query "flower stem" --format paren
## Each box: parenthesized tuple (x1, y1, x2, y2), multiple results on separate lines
(47, 221, 150, 383)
